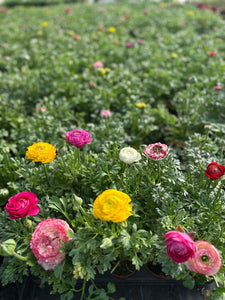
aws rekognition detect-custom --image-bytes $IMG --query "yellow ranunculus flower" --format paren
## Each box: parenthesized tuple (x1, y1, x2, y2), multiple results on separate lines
(171, 53, 178, 58)
(108, 27, 116, 33)
(99, 68, 110, 75)
(136, 102, 147, 108)
(93, 189, 132, 223)
(26, 142, 56, 163)
(187, 11, 194, 17)
(160, 2, 166, 7)
(41, 22, 49, 27)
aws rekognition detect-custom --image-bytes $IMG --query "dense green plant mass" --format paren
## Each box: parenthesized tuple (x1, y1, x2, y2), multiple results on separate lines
(0, 1, 225, 300)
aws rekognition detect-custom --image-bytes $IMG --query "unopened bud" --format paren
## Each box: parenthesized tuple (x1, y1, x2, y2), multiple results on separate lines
(100, 238, 113, 249)
(73, 195, 83, 210)
(0, 239, 16, 256)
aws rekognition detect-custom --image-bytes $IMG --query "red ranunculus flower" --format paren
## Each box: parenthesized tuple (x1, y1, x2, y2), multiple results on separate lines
(205, 162, 225, 180)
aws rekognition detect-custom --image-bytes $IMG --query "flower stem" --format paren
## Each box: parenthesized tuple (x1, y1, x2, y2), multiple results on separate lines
(43, 164, 50, 186)
(80, 278, 87, 300)
(12, 251, 27, 261)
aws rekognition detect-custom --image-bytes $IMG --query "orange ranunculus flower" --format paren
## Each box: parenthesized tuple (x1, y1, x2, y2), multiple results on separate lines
(26, 142, 56, 163)
(93, 189, 132, 223)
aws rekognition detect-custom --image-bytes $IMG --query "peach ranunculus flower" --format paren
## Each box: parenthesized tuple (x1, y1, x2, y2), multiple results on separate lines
(185, 241, 222, 276)
(93, 189, 132, 223)
(26, 142, 56, 163)
(108, 27, 116, 33)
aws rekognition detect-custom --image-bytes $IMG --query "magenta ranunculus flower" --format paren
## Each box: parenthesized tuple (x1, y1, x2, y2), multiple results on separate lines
(93, 61, 104, 68)
(5, 192, 39, 219)
(30, 218, 73, 270)
(65, 129, 91, 148)
(163, 231, 195, 263)
(144, 142, 168, 160)
(185, 241, 222, 276)
(100, 110, 111, 118)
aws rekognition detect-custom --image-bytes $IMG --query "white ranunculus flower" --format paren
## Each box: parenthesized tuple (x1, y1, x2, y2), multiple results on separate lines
(119, 147, 141, 164)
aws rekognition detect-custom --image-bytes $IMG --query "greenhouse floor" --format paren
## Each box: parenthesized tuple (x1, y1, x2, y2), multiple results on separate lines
(0, 266, 217, 300)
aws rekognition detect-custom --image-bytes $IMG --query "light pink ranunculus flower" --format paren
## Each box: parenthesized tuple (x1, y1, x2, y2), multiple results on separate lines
(30, 218, 73, 270)
(65, 129, 91, 148)
(5, 191, 39, 219)
(138, 39, 144, 44)
(144, 142, 168, 160)
(100, 110, 111, 118)
(93, 61, 104, 68)
(163, 231, 195, 263)
(36, 107, 46, 112)
(185, 241, 222, 276)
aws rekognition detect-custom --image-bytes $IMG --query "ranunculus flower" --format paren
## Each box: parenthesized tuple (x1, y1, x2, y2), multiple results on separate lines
(93, 61, 104, 68)
(144, 9, 150, 14)
(100, 110, 111, 118)
(185, 241, 222, 276)
(208, 51, 216, 57)
(65, 8, 72, 13)
(5, 192, 39, 219)
(119, 147, 141, 164)
(214, 85, 223, 90)
(126, 42, 132, 48)
(163, 231, 195, 263)
(108, 27, 116, 33)
(205, 162, 225, 180)
(65, 129, 91, 148)
(36, 106, 46, 112)
(93, 189, 132, 223)
(138, 39, 144, 44)
(144, 142, 168, 160)
(26, 142, 56, 163)
(30, 218, 73, 270)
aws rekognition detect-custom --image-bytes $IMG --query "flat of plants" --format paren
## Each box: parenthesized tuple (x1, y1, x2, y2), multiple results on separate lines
(0, 1, 225, 300)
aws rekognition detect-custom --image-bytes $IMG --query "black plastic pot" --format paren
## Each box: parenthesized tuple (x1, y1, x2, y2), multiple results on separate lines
(0, 266, 217, 300)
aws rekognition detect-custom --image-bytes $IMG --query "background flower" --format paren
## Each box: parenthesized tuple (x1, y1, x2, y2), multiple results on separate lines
(119, 146, 141, 164)
(30, 218, 73, 270)
(65, 129, 91, 148)
(205, 162, 225, 180)
(93, 189, 132, 222)
(185, 241, 222, 276)
(144, 142, 167, 160)
(93, 61, 104, 68)
(5, 191, 39, 219)
(163, 231, 195, 263)
(26, 142, 56, 163)
(100, 109, 111, 118)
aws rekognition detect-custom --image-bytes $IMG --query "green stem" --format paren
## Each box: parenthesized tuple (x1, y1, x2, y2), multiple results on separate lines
(13, 251, 27, 261)
(80, 278, 87, 300)
(214, 182, 224, 203)
(43, 164, 50, 186)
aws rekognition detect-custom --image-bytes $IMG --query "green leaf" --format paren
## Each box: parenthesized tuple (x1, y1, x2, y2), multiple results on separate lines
(54, 260, 65, 280)
(107, 282, 116, 294)
(182, 277, 195, 290)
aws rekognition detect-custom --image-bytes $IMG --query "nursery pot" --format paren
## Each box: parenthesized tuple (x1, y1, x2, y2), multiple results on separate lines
(144, 262, 171, 279)
(110, 259, 137, 279)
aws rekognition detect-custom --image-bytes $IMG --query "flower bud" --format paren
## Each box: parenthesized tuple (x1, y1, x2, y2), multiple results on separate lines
(73, 195, 83, 210)
(100, 238, 113, 249)
(0, 239, 16, 256)
(0, 188, 9, 198)
(26, 219, 32, 228)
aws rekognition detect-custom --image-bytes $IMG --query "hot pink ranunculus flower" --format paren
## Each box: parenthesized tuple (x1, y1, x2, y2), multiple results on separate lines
(163, 231, 195, 263)
(144, 142, 168, 160)
(30, 218, 73, 270)
(93, 61, 104, 68)
(5, 192, 39, 219)
(100, 110, 111, 118)
(65, 129, 91, 148)
(185, 241, 222, 276)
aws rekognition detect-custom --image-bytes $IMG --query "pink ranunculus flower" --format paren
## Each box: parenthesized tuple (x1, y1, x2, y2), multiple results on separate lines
(214, 85, 223, 90)
(65, 8, 72, 13)
(5, 192, 39, 219)
(138, 39, 144, 44)
(30, 218, 73, 270)
(144, 142, 168, 160)
(65, 129, 91, 148)
(126, 42, 133, 48)
(36, 106, 46, 112)
(163, 231, 195, 263)
(185, 241, 222, 276)
(100, 110, 111, 118)
(93, 61, 104, 68)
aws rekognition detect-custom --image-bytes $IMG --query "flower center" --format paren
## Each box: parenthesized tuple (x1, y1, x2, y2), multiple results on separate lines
(38, 147, 44, 151)
(200, 255, 209, 264)
(153, 146, 162, 153)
